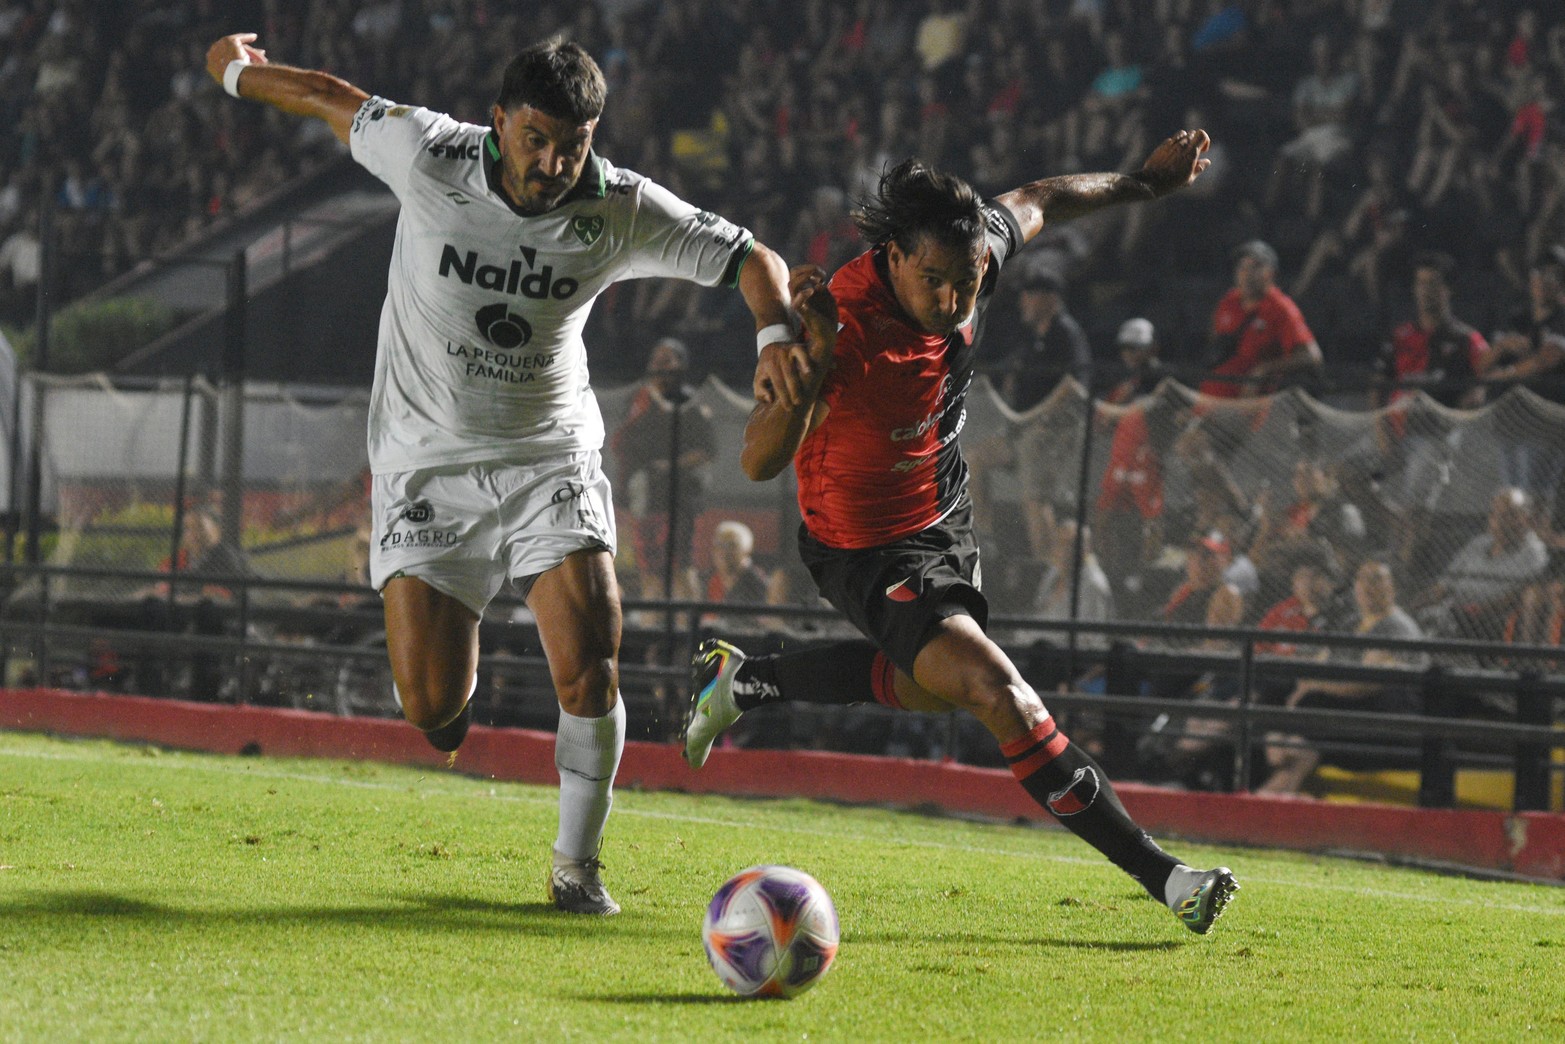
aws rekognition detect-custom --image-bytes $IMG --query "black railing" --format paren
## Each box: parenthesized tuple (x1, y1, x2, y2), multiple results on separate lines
(3, 562, 1561, 811)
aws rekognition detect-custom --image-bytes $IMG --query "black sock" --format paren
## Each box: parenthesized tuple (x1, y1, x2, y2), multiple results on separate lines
(1002, 717, 1180, 900)
(423, 701, 472, 753)
(732, 641, 883, 711)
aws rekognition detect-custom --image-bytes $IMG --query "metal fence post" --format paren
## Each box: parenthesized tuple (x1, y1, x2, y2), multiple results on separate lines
(22, 197, 53, 569)
(1233, 638, 1255, 792)
(1513, 671, 1550, 812)
(1066, 381, 1097, 683)
(1418, 665, 1457, 808)
(223, 252, 250, 700)
(662, 382, 684, 677)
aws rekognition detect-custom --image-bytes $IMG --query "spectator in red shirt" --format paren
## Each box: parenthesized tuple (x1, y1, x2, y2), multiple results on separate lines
(1375, 251, 1489, 564)
(1199, 240, 1323, 399)
(1255, 557, 1337, 657)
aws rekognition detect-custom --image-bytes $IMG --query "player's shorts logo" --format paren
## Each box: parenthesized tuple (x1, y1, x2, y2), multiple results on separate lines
(572, 215, 603, 246)
(884, 577, 918, 603)
(475, 302, 533, 349)
(400, 501, 434, 524)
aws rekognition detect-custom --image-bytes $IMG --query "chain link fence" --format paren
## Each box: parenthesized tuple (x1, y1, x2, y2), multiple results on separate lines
(5, 368, 1563, 808)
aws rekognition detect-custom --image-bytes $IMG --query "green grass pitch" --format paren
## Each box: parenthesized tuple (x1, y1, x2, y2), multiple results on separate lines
(2, 730, 1562, 1041)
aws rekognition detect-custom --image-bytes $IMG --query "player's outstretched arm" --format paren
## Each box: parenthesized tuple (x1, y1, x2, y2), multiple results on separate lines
(743, 241, 816, 409)
(206, 33, 369, 145)
(740, 266, 836, 482)
(997, 129, 1211, 245)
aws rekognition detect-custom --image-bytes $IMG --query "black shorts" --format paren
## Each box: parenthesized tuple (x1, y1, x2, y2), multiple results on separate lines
(798, 499, 987, 677)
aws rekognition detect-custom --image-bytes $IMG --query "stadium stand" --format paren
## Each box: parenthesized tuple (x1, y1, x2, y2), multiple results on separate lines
(3, 0, 1564, 807)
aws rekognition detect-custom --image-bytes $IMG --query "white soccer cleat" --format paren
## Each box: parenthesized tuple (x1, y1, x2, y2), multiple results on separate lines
(548, 847, 620, 915)
(1168, 865, 1238, 935)
(682, 639, 746, 769)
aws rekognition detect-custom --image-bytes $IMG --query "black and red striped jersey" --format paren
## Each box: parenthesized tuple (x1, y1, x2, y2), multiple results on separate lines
(794, 202, 1022, 548)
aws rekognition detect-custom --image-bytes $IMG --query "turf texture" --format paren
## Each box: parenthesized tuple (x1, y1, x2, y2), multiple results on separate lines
(1, 731, 1562, 1041)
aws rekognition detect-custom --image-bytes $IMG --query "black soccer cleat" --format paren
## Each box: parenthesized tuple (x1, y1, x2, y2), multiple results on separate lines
(422, 701, 472, 753)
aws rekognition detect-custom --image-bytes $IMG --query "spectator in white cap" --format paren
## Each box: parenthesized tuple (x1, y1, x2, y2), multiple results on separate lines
(1105, 317, 1165, 404)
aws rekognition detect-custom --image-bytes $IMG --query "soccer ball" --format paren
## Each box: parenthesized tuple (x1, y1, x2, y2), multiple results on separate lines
(701, 865, 839, 998)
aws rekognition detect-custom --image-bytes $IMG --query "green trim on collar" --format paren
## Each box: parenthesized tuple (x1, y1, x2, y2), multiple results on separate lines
(483, 135, 608, 215)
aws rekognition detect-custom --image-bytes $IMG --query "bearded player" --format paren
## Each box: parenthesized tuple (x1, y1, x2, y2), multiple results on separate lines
(684, 131, 1239, 933)
(206, 32, 810, 915)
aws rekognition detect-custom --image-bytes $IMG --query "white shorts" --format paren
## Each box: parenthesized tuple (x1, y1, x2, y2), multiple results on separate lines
(370, 452, 616, 618)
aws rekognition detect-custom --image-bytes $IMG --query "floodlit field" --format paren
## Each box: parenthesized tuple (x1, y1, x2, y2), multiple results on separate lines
(1, 731, 1561, 1042)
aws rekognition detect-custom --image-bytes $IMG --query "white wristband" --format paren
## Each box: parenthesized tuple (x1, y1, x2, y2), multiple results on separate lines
(755, 323, 794, 355)
(223, 57, 251, 99)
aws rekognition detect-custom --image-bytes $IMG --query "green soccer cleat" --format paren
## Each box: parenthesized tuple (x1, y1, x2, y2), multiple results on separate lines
(1171, 866, 1238, 935)
(548, 848, 620, 915)
(682, 639, 746, 769)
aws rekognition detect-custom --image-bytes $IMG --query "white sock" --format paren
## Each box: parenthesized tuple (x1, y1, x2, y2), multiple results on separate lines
(1162, 864, 1204, 909)
(554, 698, 626, 862)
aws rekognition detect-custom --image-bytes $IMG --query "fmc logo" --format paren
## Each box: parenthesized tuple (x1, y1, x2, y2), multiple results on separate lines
(428, 142, 481, 160)
(438, 244, 579, 300)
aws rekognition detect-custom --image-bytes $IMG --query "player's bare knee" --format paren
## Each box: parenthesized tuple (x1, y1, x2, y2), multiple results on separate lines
(399, 681, 471, 731)
(555, 657, 618, 717)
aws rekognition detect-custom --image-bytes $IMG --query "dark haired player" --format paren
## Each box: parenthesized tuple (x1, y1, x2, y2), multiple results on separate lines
(206, 33, 808, 914)
(684, 133, 1239, 933)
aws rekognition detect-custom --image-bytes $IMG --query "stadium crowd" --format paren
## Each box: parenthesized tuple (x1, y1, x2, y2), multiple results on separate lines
(5, 0, 1565, 795)
(2, 0, 1564, 377)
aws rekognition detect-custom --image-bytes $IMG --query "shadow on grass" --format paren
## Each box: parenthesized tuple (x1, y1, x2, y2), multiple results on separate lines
(577, 992, 752, 1005)
(848, 931, 1183, 952)
(0, 888, 654, 937)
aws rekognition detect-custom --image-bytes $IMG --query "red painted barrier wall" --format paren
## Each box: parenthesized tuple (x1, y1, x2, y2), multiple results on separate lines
(3, 687, 1562, 881)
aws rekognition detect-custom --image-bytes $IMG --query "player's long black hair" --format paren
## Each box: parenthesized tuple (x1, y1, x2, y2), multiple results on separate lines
(497, 37, 606, 122)
(852, 159, 985, 254)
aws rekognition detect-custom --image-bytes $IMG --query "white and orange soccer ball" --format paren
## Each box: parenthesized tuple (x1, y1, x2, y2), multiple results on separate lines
(701, 865, 839, 998)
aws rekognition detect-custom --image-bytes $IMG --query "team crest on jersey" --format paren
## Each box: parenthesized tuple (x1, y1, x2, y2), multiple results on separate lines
(571, 215, 604, 246)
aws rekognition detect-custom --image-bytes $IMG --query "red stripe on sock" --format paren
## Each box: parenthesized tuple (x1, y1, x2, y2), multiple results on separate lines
(870, 652, 903, 710)
(1001, 717, 1070, 781)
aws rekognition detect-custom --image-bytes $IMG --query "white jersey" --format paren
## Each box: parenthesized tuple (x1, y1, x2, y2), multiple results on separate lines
(349, 97, 754, 473)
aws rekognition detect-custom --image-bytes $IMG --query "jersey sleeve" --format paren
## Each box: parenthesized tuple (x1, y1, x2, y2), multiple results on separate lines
(348, 97, 456, 201)
(1275, 294, 1316, 352)
(621, 179, 755, 288)
(981, 200, 1025, 275)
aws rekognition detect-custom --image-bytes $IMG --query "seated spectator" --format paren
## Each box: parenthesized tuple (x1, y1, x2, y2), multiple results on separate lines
(1017, 517, 1114, 646)
(1248, 457, 1367, 585)
(135, 506, 253, 700)
(1258, 560, 1425, 795)
(1157, 529, 1246, 639)
(1503, 548, 1565, 670)
(701, 520, 771, 624)
(1255, 554, 1341, 657)
(1413, 487, 1549, 642)
(610, 337, 715, 586)
(1267, 33, 1361, 222)
(1200, 240, 1324, 399)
